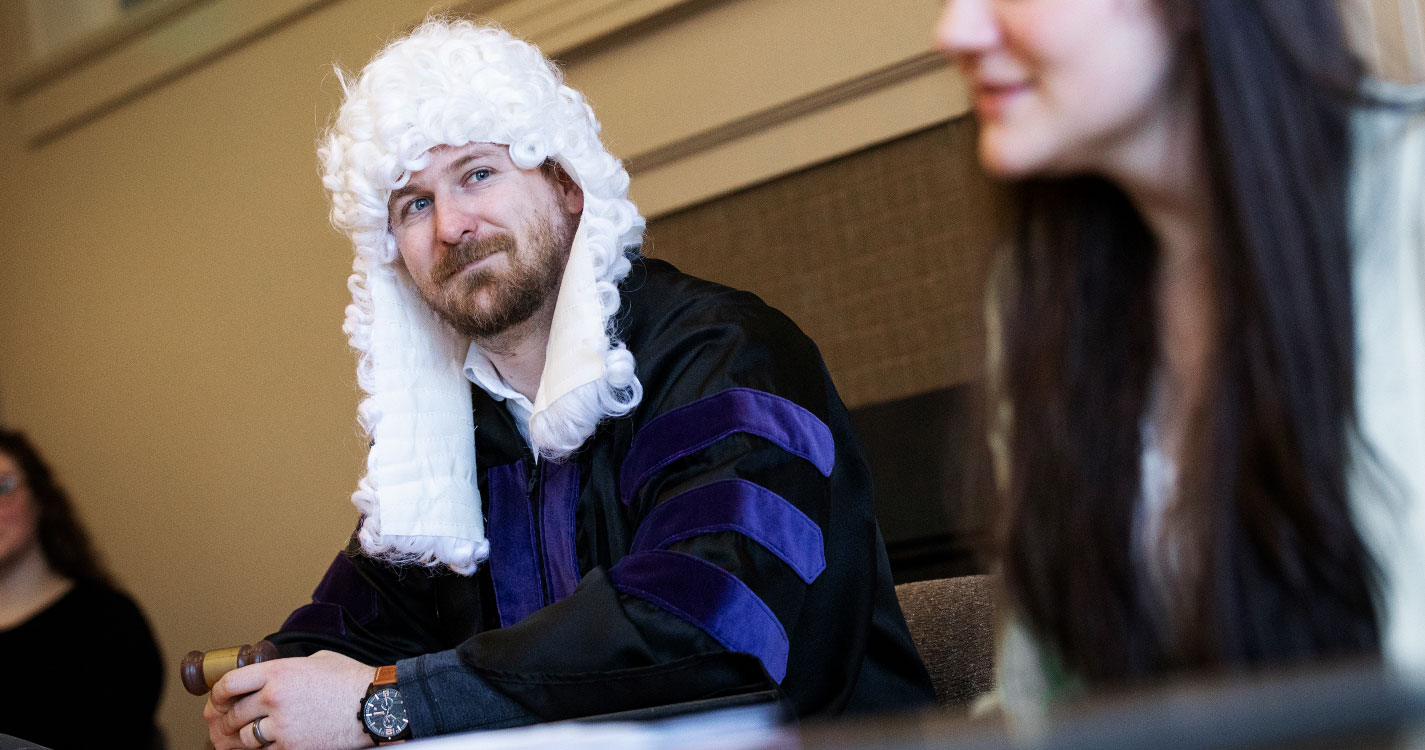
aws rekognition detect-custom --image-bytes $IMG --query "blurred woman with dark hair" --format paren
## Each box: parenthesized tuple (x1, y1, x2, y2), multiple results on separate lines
(935, 0, 1425, 711)
(0, 430, 164, 749)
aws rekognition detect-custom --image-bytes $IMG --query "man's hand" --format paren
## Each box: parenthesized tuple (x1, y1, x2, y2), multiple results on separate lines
(203, 650, 378, 750)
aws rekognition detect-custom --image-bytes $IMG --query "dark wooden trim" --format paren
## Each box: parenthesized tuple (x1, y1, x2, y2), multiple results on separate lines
(623, 51, 949, 175)
(22, 0, 348, 149)
(8, 0, 220, 100)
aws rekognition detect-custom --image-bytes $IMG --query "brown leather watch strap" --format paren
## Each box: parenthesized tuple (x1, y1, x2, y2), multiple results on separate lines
(373, 665, 398, 687)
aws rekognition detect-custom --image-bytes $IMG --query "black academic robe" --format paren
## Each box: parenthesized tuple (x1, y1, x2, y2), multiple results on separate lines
(269, 257, 934, 730)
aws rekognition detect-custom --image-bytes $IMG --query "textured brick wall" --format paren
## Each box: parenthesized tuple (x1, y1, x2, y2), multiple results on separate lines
(644, 117, 1007, 409)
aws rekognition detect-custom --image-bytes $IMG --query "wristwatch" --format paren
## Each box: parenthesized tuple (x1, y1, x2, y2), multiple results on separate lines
(359, 665, 412, 745)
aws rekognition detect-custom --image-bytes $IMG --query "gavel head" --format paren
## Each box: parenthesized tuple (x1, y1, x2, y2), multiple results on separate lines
(180, 640, 280, 695)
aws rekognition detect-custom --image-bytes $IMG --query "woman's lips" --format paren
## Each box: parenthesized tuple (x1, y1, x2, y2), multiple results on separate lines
(974, 82, 1031, 119)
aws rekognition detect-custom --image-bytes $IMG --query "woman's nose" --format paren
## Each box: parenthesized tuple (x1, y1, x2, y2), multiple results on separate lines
(935, 0, 999, 59)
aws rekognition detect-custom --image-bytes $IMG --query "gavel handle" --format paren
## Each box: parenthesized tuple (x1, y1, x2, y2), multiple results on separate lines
(181, 640, 281, 696)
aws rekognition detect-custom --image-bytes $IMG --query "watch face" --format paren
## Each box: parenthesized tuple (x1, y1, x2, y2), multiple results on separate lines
(362, 686, 410, 739)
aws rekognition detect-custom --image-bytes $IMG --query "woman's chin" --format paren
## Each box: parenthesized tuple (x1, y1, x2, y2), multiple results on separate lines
(979, 146, 1040, 181)
(976, 128, 1046, 179)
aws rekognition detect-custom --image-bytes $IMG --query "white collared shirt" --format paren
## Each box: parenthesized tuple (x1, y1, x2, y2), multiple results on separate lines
(462, 344, 536, 454)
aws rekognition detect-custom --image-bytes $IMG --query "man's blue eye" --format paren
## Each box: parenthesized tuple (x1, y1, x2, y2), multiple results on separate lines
(408, 197, 431, 214)
(470, 168, 492, 183)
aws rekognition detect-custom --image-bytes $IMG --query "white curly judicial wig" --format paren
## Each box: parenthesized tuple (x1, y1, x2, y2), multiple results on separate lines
(320, 18, 645, 574)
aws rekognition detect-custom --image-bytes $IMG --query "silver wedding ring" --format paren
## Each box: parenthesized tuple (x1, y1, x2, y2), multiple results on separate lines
(252, 716, 274, 747)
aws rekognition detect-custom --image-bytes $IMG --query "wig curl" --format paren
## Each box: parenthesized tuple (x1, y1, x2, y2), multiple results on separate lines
(321, 18, 645, 573)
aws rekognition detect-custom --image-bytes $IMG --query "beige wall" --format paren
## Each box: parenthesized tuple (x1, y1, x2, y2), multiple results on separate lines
(0, 0, 955, 746)
(1347, 0, 1425, 81)
(0, 0, 30, 76)
(0, 3, 414, 746)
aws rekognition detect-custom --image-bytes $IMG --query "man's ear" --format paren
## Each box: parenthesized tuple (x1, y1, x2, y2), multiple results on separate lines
(547, 163, 585, 215)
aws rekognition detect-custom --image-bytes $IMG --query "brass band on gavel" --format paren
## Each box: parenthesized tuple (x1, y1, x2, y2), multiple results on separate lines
(180, 640, 280, 696)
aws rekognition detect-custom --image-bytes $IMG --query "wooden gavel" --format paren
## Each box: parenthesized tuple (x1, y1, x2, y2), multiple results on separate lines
(181, 640, 281, 696)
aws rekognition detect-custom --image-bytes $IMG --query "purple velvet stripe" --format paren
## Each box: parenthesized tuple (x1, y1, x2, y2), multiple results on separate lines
(620, 388, 835, 506)
(311, 552, 379, 623)
(631, 479, 825, 584)
(610, 549, 791, 683)
(488, 460, 543, 628)
(279, 603, 345, 636)
(539, 460, 582, 604)
(278, 552, 379, 635)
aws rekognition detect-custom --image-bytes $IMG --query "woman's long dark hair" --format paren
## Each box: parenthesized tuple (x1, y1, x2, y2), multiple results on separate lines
(998, 0, 1380, 683)
(0, 430, 114, 587)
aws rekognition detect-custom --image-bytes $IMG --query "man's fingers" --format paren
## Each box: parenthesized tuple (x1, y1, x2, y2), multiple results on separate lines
(219, 693, 270, 737)
(240, 716, 278, 749)
(208, 716, 244, 750)
(211, 662, 272, 708)
(206, 666, 277, 750)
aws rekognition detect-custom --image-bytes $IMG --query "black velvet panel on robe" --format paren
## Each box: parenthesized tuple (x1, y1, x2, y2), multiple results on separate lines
(269, 257, 935, 720)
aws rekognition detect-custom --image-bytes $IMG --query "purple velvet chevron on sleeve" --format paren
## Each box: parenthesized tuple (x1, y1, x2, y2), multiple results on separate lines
(610, 549, 791, 683)
(630, 479, 825, 584)
(619, 387, 835, 506)
(278, 552, 380, 636)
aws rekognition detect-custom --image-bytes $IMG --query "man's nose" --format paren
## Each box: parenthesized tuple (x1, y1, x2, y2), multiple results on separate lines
(434, 200, 477, 246)
(934, 0, 998, 59)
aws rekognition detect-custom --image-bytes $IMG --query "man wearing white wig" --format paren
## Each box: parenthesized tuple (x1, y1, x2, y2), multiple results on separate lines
(204, 18, 933, 749)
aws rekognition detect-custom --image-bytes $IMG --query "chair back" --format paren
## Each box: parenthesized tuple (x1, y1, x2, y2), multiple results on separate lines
(894, 574, 997, 708)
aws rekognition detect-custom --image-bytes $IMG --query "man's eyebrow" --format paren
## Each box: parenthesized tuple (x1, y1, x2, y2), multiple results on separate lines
(387, 146, 505, 207)
(389, 182, 421, 206)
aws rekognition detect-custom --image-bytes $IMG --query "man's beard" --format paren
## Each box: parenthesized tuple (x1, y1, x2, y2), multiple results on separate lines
(419, 212, 574, 340)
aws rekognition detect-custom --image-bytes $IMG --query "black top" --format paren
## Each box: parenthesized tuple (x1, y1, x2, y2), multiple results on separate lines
(271, 258, 935, 736)
(0, 580, 163, 750)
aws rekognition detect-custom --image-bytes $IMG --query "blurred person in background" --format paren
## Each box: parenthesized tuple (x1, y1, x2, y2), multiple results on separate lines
(0, 430, 164, 749)
(936, 0, 1425, 713)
